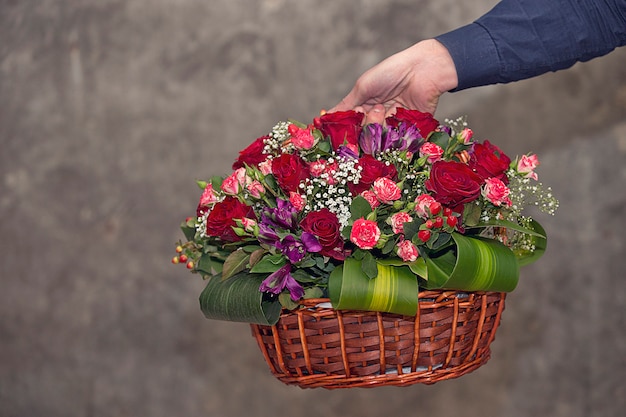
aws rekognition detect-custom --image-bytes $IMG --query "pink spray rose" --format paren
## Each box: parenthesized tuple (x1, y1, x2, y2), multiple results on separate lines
(419, 142, 444, 164)
(390, 212, 413, 234)
(482, 177, 512, 207)
(517, 154, 539, 180)
(397, 239, 419, 262)
(372, 177, 402, 204)
(414, 194, 437, 218)
(350, 218, 381, 250)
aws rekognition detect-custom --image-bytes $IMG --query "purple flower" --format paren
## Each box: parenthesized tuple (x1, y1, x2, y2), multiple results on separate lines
(257, 223, 280, 247)
(259, 264, 304, 301)
(278, 235, 307, 263)
(392, 123, 424, 153)
(359, 123, 384, 155)
(301, 232, 322, 253)
(261, 199, 298, 230)
(336, 145, 359, 160)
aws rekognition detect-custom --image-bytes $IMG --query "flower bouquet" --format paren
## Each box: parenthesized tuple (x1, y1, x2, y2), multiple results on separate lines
(174, 109, 557, 388)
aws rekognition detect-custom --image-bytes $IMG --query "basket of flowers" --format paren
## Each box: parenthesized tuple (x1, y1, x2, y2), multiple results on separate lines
(173, 109, 558, 389)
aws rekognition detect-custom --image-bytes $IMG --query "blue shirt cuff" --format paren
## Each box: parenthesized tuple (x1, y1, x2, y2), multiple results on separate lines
(436, 23, 502, 91)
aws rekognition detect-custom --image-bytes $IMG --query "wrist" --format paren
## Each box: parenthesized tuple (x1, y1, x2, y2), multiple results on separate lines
(417, 39, 459, 93)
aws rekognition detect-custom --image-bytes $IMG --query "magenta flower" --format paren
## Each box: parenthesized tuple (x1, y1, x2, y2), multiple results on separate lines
(259, 264, 304, 301)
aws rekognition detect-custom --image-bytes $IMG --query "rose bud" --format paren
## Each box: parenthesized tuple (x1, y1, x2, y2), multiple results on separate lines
(418, 229, 432, 243)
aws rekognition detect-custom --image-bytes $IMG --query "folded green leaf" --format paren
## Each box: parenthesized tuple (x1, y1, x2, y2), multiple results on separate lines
(199, 273, 282, 325)
(329, 257, 418, 316)
(424, 232, 519, 292)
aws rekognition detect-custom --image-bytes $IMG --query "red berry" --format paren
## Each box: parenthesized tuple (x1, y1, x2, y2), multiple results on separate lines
(418, 230, 432, 243)
(446, 216, 458, 228)
(171, 256, 180, 264)
(443, 208, 453, 216)
(175, 245, 183, 253)
(425, 219, 434, 229)
(179, 254, 188, 263)
(186, 261, 194, 269)
(434, 217, 444, 228)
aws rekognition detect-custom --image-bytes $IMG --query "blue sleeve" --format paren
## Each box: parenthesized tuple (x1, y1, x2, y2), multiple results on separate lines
(435, 0, 626, 90)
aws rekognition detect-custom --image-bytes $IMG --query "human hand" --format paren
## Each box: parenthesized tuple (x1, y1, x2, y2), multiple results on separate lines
(330, 39, 458, 124)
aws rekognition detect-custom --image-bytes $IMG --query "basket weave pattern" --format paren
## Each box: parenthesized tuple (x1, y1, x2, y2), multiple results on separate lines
(251, 291, 506, 389)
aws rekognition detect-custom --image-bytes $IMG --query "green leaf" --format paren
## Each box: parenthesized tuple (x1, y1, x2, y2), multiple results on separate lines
(249, 254, 286, 273)
(463, 203, 482, 227)
(361, 252, 378, 279)
(424, 233, 519, 292)
(248, 248, 267, 268)
(428, 131, 451, 148)
(199, 273, 282, 325)
(196, 253, 216, 276)
(402, 219, 422, 241)
(329, 257, 419, 316)
(350, 196, 373, 221)
(221, 249, 251, 280)
(278, 292, 299, 310)
(303, 286, 324, 299)
(181, 222, 196, 242)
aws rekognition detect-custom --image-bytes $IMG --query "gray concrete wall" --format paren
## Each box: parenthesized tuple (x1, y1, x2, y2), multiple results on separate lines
(1, 1, 625, 416)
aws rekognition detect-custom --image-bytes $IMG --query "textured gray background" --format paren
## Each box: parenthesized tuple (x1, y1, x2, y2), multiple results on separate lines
(1, 1, 625, 416)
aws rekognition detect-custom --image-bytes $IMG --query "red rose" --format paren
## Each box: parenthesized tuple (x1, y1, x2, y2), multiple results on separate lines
(232, 135, 269, 170)
(349, 154, 397, 195)
(425, 160, 482, 208)
(385, 108, 439, 137)
(314, 110, 364, 150)
(469, 140, 511, 183)
(271, 153, 309, 193)
(300, 209, 345, 260)
(205, 196, 256, 242)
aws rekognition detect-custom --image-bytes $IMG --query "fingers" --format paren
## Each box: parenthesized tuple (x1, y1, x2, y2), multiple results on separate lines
(363, 104, 386, 125)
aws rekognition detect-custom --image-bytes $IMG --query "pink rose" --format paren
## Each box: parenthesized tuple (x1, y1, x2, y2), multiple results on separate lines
(258, 159, 273, 175)
(350, 218, 381, 250)
(390, 211, 413, 234)
(458, 128, 474, 144)
(372, 177, 402, 204)
(517, 154, 539, 180)
(197, 183, 220, 216)
(397, 239, 419, 262)
(482, 177, 512, 207)
(288, 124, 315, 150)
(246, 180, 265, 198)
(360, 190, 380, 209)
(419, 142, 444, 164)
(221, 167, 247, 195)
(241, 217, 257, 233)
(289, 192, 306, 211)
(414, 194, 437, 218)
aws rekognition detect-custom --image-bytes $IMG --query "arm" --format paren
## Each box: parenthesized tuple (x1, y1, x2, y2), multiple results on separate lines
(437, 0, 626, 90)
(333, 0, 626, 118)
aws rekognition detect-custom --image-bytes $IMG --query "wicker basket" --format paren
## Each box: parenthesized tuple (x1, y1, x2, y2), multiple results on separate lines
(250, 290, 506, 389)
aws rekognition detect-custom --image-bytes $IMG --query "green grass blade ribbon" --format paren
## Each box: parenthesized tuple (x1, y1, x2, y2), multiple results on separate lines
(199, 273, 282, 325)
(329, 257, 419, 316)
(424, 232, 519, 292)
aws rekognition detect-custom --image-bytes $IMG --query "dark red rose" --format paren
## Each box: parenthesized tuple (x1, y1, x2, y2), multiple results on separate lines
(205, 196, 255, 242)
(468, 140, 511, 183)
(349, 154, 398, 195)
(232, 135, 268, 170)
(314, 110, 364, 150)
(271, 153, 309, 193)
(425, 160, 482, 208)
(385, 108, 439, 137)
(300, 209, 345, 260)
